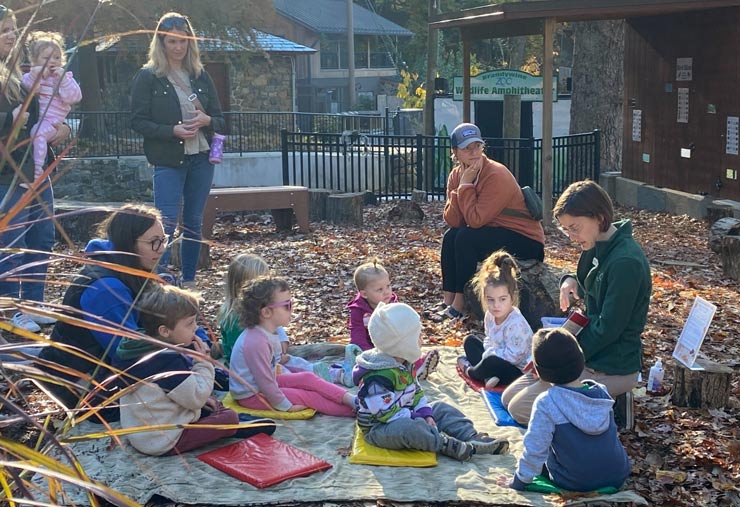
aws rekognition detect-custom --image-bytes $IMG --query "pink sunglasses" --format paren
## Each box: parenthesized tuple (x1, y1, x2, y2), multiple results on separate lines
(266, 299, 293, 311)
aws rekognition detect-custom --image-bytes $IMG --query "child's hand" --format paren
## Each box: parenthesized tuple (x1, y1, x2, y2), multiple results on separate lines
(191, 335, 210, 356)
(204, 397, 219, 412)
(424, 416, 436, 428)
(11, 106, 29, 127)
(279, 354, 290, 365)
(288, 404, 308, 412)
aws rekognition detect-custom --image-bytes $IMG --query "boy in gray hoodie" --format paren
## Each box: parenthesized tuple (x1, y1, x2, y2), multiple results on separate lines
(510, 328, 630, 491)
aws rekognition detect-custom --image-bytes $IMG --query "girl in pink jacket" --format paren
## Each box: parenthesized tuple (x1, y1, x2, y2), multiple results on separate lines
(229, 276, 357, 417)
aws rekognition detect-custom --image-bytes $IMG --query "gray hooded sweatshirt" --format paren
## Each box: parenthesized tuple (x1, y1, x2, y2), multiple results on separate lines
(514, 381, 631, 491)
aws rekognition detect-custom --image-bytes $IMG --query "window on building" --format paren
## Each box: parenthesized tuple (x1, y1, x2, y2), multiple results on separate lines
(320, 35, 394, 70)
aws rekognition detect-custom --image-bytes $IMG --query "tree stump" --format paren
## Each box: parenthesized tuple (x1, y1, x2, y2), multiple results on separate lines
(326, 192, 364, 226)
(708, 217, 740, 253)
(412, 189, 427, 203)
(720, 235, 740, 281)
(309, 189, 335, 222)
(671, 358, 733, 409)
(464, 259, 562, 330)
(387, 200, 424, 224)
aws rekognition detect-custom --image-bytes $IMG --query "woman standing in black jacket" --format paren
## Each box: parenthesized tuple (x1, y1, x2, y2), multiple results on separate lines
(130, 12, 224, 289)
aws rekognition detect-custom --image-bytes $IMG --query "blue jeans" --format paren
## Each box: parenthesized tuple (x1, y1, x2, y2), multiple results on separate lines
(0, 179, 55, 301)
(153, 153, 214, 281)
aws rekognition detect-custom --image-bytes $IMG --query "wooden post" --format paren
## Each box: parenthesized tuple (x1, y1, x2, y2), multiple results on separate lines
(541, 17, 555, 225)
(671, 358, 733, 409)
(462, 37, 471, 122)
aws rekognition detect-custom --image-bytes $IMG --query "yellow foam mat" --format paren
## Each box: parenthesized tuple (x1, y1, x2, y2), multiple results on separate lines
(349, 425, 437, 467)
(222, 392, 316, 420)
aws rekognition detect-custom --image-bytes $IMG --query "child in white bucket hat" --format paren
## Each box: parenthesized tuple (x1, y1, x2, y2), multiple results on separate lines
(352, 302, 509, 461)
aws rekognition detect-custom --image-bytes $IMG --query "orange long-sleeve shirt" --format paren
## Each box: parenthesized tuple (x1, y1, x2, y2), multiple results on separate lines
(443, 156, 545, 245)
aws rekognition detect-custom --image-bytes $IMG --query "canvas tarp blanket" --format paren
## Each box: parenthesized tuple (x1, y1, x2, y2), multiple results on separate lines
(37, 347, 646, 506)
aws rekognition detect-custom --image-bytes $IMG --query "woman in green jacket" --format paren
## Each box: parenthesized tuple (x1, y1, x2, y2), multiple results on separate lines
(502, 180, 651, 426)
(130, 12, 224, 289)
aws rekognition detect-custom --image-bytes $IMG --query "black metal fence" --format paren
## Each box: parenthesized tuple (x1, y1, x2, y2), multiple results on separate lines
(281, 130, 601, 201)
(58, 111, 395, 158)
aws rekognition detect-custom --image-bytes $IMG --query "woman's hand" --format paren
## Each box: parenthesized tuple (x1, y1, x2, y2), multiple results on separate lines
(288, 404, 308, 412)
(559, 277, 580, 311)
(11, 106, 29, 128)
(173, 123, 197, 140)
(183, 109, 211, 130)
(459, 156, 483, 186)
(424, 416, 436, 428)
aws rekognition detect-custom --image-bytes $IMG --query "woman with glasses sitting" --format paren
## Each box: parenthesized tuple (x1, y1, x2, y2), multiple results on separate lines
(502, 180, 650, 426)
(130, 12, 225, 290)
(436, 123, 545, 322)
(37, 205, 171, 420)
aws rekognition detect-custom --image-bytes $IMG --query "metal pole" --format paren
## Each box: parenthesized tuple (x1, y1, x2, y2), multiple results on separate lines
(347, 0, 356, 110)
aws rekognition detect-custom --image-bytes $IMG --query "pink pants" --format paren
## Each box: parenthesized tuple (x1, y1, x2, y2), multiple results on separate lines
(167, 402, 237, 455)
(237, 371, 354, 417)
(30, 120, 58, 178)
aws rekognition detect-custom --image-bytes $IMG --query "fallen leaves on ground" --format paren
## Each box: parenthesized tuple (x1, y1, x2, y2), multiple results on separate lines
(8, 201, 740, 506)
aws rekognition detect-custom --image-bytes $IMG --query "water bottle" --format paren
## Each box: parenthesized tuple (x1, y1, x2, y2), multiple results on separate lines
(647, 358, 664, 393)
(209, 133, 226, 164)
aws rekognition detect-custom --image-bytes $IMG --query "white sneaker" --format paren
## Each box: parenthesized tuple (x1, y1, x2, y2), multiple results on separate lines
(25, 308, 57, 325)
(10, 312, 41, 333)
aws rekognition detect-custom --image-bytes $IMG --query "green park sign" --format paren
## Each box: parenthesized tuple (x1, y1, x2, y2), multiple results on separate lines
(453, 70, 558, 102)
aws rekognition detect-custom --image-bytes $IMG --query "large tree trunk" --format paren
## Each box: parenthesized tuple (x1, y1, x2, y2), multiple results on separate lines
(570, 20, 625, 172)
(77, 43, 105, 139)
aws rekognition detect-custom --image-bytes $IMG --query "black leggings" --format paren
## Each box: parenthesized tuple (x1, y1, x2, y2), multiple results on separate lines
(463, 334, 523, 385)
(441, 226, 544, 293)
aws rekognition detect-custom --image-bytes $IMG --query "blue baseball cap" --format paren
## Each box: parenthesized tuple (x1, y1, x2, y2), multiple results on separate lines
(450, 123, 483, 149)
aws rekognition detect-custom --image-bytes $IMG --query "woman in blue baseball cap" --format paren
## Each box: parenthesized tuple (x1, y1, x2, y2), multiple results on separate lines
(436, 122, 545, 322)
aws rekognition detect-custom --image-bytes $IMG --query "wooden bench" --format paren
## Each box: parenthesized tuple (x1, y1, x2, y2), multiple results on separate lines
(202, 186, 310, 238)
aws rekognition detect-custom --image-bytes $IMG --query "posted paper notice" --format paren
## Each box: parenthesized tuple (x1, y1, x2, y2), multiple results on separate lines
(672, 297, 716, 369)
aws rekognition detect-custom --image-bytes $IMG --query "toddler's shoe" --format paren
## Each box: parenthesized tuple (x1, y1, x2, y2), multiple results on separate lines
(329, 365, 346, 386)
(313, 362, 332, 382)
(456, 356, 472, 376)
(416, 349, 440, 380)
(468, 433, 509, 455)
(484, 376, 500, 390)
(235, 413, 277, 438)
(10, 312, 40, 333)
(344, 344, 362, 368)
(439, 433, 475, 462)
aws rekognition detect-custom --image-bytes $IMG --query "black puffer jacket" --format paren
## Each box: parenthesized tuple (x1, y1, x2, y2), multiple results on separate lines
(0, 91, 40, 184)
(130, 67, 225, 168)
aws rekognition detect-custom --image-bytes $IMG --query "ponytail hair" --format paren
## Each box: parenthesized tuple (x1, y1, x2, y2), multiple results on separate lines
(474, 249, 520, 308)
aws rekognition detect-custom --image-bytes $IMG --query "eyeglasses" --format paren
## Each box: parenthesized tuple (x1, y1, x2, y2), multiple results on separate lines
(554, 219, 582, 237)
(0, 6, 8, 22)
(459, 142, 484, 152)
(137, 235, 170, 251)
(266, 299, 293, 312)
(158, 16, 190, 32)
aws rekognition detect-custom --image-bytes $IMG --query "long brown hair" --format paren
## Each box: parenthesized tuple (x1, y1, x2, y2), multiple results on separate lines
(474, 249, 520, 309)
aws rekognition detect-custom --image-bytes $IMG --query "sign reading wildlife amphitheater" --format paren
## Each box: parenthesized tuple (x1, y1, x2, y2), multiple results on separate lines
(453, 70, 558, 102)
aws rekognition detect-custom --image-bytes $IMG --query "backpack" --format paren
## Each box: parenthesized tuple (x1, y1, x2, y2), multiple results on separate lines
(501, 186, 543, 221)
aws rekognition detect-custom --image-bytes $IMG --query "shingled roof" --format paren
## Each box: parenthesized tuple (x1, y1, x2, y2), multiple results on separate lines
(274, 0, 413, 37)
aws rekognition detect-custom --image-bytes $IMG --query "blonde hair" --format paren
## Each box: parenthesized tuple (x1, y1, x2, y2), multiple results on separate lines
(353, 258, 389, 290)
(138, 284, 201, 339)
(144, 12, 203, 78)
(474, 250, 520, 308)
(218, 253, 269, 323)
(27, 31, 66, 67)
(0, 10, 23, 103)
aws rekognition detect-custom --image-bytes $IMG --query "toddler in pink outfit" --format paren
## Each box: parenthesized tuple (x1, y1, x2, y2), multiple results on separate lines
(21, 31, 82, 181)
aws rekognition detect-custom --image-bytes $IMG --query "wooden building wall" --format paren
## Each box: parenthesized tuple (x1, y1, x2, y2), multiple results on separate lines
(622, 7, 740, 201)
